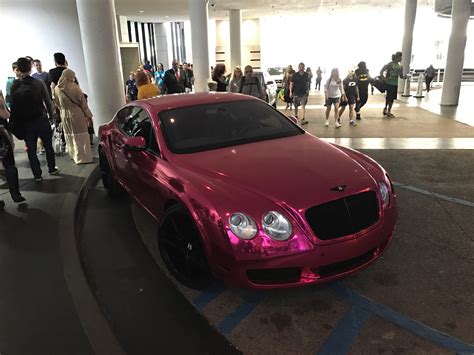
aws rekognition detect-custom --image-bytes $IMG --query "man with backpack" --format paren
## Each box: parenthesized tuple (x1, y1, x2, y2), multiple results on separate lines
(380, 52, 405, 118)
(9, 57, 59, 182)
(239, 65, 265, 101)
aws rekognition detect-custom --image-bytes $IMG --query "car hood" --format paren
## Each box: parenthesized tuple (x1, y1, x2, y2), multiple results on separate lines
(172, 133, 379, 211)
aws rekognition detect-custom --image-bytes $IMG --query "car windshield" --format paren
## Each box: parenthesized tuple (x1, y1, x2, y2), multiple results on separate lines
(267, 67, 284, 75)
(159, 100, 303, 154)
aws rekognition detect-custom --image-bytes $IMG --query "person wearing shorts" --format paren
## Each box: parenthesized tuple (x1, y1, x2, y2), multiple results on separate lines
(289, 62, 310, 125)
(338, 71, 359, 127)
(380, 52, 405, 118)
(324, 68, 345, 127)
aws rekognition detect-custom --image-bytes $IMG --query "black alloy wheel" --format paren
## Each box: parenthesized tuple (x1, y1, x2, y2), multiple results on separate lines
(158, 204, 213, 290)
(99, 148, 123, 197)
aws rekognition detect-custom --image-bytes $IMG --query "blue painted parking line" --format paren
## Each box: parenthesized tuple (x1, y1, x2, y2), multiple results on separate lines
(217, 291, 268, 336)
(192, 282, 227, 311)
(317, 306, 372, 355)
(393, 181, 474, 208)
(330, 282, 474, 354)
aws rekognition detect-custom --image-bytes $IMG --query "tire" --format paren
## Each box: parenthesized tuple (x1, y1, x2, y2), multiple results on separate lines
(99, 148, 123, 197)
(158, 204, 213, 290)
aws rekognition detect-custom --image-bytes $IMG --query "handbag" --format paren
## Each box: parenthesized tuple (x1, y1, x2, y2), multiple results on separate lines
(372, 76, 386, 94)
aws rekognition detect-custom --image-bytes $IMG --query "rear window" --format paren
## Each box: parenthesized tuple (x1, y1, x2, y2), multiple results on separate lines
(159, 100, 303, 154)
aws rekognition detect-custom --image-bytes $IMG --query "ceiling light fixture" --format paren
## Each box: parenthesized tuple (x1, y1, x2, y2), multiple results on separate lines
(139, 10, 144, 13)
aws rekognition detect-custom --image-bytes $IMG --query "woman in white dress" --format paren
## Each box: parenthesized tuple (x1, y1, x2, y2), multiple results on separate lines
(54, 69, 93, 164)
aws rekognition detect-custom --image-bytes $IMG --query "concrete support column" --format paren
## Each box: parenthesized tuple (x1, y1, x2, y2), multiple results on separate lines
(229, 9, 242, 70)
(154, 23, 170, 68)
(189, 0, 211, 92)
(116, 15, 129, 43)
(441, 0, 471, 106)
(76, 0, 125, 129)
(399, 0, 417, 91)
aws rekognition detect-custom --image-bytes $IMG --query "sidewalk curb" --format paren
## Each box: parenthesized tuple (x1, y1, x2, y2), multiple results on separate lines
(58, 163, 126, 355)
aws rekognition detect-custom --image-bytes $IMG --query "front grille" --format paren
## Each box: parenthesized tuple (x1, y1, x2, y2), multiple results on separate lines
(247, 267, 301, 285)
(317, 249, 375, 277)
(305, 191, 379, 240)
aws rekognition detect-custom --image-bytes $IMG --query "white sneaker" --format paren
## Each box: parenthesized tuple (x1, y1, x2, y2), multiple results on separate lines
(335, 121, 342, 128)
(325, 120, 329, 127)
(350, 120, 357, 126)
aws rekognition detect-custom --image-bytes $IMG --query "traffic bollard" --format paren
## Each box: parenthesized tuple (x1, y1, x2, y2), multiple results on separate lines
(413, 72, 425, 98)
(401, 75, 412, 97)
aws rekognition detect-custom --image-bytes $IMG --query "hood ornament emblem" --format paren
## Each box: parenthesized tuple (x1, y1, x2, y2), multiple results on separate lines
(331, 185, 346, 192)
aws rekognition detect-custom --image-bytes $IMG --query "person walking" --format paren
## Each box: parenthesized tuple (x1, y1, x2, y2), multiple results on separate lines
(125, 72, 138, 102)
(0, 90, 25, 210)
(315, 67, 323, 91)
(424, 64, 436, 92)
(324, 68, 345, 127)
(380, 52, 405, 118)
(136, 70, 160, 99)
(183, 63, 194, 93)
(355, 61, 371, 120)
(306, 67, 313, 88)
(239, 65, 265, 100)
(163, 60, 186, 94)
(228, 66, 243, 93)
(9, 57, 59, 181)
(154, 63, 166, 93)
(338, 71, 359, 127)
(48, 52, 69, 96)
(282, 65, 294, 109)
(212, 64, 227, 92)
(289, 62, 310, 125)
(32, 59, 50, 92)
(54, 69, 93, 164)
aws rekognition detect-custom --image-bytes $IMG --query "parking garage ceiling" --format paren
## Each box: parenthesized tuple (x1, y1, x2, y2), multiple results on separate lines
(117, 0, 436, 22)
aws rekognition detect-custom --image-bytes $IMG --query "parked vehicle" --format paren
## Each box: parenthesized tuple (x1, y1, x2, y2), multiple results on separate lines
(267, 66, 285, 89)
(253, 70, 278, 107)
(99, 93, 397, 290)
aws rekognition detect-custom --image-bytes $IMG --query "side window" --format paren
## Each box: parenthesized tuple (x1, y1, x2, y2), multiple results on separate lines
(115, 107, 131, 130)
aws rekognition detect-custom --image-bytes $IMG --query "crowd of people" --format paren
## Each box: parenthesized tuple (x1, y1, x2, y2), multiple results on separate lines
(0, 52, 94, 209)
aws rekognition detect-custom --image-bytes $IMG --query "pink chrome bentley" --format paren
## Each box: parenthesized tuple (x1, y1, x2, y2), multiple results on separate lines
(98, 93, 397, 290)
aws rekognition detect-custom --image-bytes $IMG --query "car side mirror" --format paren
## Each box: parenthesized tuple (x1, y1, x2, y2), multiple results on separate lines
(266, 81, 274, 85)
(288, 115, 298, 124)
(124, 136, 146, 151)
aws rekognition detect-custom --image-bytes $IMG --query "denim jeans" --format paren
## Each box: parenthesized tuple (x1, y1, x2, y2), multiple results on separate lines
(24, 117, 56, 178)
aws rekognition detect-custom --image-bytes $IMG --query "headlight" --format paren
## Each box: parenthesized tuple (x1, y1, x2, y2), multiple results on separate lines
(262, 211, 293, 241)
(379, 181, 390, 207)
(229, 213, 257, 240)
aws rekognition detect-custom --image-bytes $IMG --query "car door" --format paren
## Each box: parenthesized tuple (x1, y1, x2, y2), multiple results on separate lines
(110, 106, 134, 183)
(123, 107, 169, 218)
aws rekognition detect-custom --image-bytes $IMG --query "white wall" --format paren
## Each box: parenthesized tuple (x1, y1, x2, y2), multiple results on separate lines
(0, 0, 89, 95)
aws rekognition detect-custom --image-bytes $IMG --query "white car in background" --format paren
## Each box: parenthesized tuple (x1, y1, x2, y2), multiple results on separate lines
(253, 71, 278, 108)
(266, 67, 285, 89)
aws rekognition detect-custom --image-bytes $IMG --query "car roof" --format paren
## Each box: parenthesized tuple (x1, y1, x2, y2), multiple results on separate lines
(138, 92, 257, 112)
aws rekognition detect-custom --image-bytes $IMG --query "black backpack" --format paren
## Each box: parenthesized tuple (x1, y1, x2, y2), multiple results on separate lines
(11, 79, 40, 121)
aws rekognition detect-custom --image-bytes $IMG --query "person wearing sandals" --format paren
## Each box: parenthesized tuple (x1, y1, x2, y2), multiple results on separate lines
(282, 65, 294, 110)
(324, 68, 345, 127)
(54, 69, 93, 164)
(380, 52, 405, 118)
(338, 70, 359, 127)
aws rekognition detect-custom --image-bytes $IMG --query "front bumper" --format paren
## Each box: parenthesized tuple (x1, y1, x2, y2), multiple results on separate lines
(206, 200, 397, 289)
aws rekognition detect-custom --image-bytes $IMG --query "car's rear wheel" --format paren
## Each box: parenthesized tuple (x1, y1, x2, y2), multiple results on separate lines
(99, 148, 123, 197)
(158, 204, 212, 290)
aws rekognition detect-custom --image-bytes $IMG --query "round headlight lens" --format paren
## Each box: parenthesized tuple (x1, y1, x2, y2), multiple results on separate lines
(229, 213, 257, 240)
(262, 211, 293, 241)
(379, 181, 390, 207)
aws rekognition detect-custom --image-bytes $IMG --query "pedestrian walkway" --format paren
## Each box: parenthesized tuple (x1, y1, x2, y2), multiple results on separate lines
(0, 145, 94, 354)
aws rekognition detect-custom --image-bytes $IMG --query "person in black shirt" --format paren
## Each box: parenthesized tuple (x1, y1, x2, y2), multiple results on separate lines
(338, 71, 359, 127)
(163, 59, 186, 94)
(212, 64, 227, 92)
(355, 61, 371, 120)
(315, 67, 323, 91)
(125, 72, 138, 101)
(48, 52, 68, 97)
(289, 62, 310, 125)
(10, 58, 59, 181)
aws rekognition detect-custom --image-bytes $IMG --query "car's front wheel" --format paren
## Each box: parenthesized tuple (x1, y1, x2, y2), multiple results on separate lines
(158, 204, 212, 290)
(99, 148, 123, 197)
